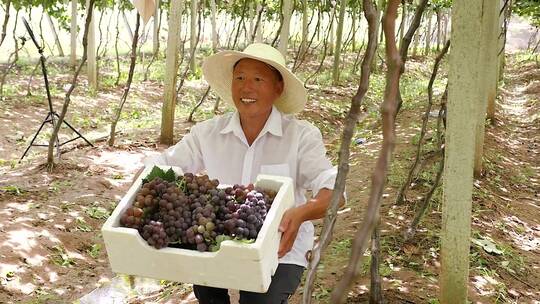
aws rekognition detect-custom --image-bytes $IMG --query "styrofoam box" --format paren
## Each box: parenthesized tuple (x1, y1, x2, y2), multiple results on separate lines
(102, 166, 295, 292)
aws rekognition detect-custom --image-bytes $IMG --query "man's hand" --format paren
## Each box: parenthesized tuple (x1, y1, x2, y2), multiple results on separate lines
(276, 188, 345, 258)
(278, 207, 305, 258)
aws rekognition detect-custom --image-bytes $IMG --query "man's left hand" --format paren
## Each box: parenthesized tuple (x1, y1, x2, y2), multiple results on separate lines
(278, 207, 305, 258)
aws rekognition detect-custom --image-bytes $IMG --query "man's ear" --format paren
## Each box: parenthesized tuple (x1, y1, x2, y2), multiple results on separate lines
(276, 80, 284, 96)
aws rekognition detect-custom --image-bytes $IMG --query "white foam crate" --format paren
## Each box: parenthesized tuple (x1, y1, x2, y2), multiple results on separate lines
(102, 166, 295, 292)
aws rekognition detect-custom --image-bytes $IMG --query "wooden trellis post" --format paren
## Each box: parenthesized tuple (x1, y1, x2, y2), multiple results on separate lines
(153, 0, 160, 56)
(189, 0, 197, 72)
(441, 0, 499, 302)
(86, 0, 97, 90)
(474, 0, 500, 177)
(160, 0, 184, 145)
(70, 0, 77, 67)
(278, 0, 293, 58)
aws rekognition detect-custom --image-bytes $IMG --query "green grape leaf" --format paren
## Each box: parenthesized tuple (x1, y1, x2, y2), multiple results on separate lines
(142, 166, 176, 183)
(163, 168, 176, 182)
(472, 238, 503, 255)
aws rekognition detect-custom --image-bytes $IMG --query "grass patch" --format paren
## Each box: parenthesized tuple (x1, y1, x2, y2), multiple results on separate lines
(87, 244, 102, 259)
(49, 245, 76, 267)
(85, 205, 110, 220)
(0, 185, 25, 195)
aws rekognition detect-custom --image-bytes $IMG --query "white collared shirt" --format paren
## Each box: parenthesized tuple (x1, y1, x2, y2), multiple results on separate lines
(143, 106, 337, 267)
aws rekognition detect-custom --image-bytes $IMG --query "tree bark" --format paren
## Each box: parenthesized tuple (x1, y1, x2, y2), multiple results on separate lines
(100, 8, 114, 58)
(190, 0, 197, 73)
(436, 9, 441, 51)
(424, 10, 432, 55)
(0, 0, 11, 48)
(153, 0, 160, 56)
(440, 0, 498, 301)
(210, 0, 218, 51)
(188, 86, 211, 122)
(114, 8, 121, 86)
(108, 14, 141, 147)
(395, 40, 450, 206)
(328, 7, 335, 56)
(122, 10, 134, 41)
(45, 13, 64, 56)
(232, 1, 248, 49)
(0, 10, 21, 97)
(302, 1, 381, 302)
(160, 0, 184, 145)
(351, 10, 357, 51)
(332, 0, 348, 84)
(278, 0, 293, 58)
(369, 224, 383, 304)
(251, 0, 265, 43)
(299, 0, 309, 58)
(255, 2, 264, 42)
(47, 0, 96, 170)
(95, 9, 104, 59)
(292, 1, 319, 72)
(498, 0, 513, 81)
(87, 0, 97, 90)
(474, 0, 500, 176)
(398, 0, 406, 46)
(396, 0, 429, 113)
(25, 61, 41, 96)
(255, 2, 263, 42)
(247, 0, 255, 44)
(177, 5, 202, 97)
(440, 9, 446, 45)
(303, 8, 336, 87)
(331, 1, 402, 301)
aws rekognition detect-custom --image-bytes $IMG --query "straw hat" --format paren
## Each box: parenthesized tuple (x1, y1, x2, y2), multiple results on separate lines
(202, 43, 307, 114)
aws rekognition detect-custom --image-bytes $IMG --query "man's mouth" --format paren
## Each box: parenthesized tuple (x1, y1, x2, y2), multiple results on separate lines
(241, 98, 257, 104)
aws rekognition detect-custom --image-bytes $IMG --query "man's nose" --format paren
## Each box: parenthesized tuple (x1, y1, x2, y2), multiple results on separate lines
(242, 78, 256, 90)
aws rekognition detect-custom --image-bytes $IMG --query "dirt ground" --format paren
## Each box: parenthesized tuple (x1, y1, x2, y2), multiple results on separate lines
(1, 49, 539, 304)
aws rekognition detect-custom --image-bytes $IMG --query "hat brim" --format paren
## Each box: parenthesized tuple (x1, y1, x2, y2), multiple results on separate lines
(202, 51, 307, 114)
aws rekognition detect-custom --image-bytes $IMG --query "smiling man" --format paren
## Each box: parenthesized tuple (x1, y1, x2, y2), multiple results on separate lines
(143, 43, 342, 303)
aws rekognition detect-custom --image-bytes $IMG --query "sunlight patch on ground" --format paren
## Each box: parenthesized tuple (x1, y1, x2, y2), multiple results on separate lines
(48, 270, 59, 283)
(6, 202, 34, 212)
(38, 229, 61, 243)
(0, 263, 18, 278)
(4, 228, 39, 252)
(501, 215, 540, 252)
(472, 275, 501, 297)
(87, 149, 148, 175)
(23, 254, 48, 267)
(5, 279, 36, 295)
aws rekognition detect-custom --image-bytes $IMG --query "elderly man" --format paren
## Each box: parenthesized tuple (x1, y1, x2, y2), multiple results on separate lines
(143, 43, 342, 304)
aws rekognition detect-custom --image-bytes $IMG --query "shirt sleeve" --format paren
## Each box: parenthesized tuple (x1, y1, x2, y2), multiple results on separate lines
(142, 125, 204, 174)
(297, 125, 338, 196)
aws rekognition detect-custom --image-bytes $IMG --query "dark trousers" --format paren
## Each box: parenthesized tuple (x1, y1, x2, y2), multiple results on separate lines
(193, 263, 304, 304)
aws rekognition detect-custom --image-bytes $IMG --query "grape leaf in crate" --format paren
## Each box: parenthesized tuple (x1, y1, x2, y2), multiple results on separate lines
(142, 166, 177, 183)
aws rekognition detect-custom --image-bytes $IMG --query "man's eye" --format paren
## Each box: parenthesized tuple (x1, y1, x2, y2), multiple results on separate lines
(235, 76, 244, 80)
(255, 77, 263, 82)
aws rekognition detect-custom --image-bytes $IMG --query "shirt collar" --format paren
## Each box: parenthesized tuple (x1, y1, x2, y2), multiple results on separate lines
(220, 105, 283, 138)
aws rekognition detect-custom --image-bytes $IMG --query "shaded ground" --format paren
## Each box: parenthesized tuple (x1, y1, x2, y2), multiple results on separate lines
(1, 47, 539, 304)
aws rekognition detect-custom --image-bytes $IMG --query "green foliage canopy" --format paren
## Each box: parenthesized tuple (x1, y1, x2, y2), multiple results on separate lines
(514, 0, 540, 27)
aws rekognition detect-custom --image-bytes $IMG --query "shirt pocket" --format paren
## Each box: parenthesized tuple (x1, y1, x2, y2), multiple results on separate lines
(260, 163, 290, 178)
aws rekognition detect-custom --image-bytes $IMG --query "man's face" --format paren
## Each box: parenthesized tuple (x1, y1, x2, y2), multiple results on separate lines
(231, 58, 284, 120)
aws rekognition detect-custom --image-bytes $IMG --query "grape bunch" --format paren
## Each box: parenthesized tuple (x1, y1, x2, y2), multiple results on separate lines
(221, 185, 276, 239)
(141, 220, 168, 249)
(119, 170, 277, 252)
(119, 206, 144, 229)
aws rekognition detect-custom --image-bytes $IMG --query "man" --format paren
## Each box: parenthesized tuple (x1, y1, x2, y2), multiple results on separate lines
(143, 43, 342, 303)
